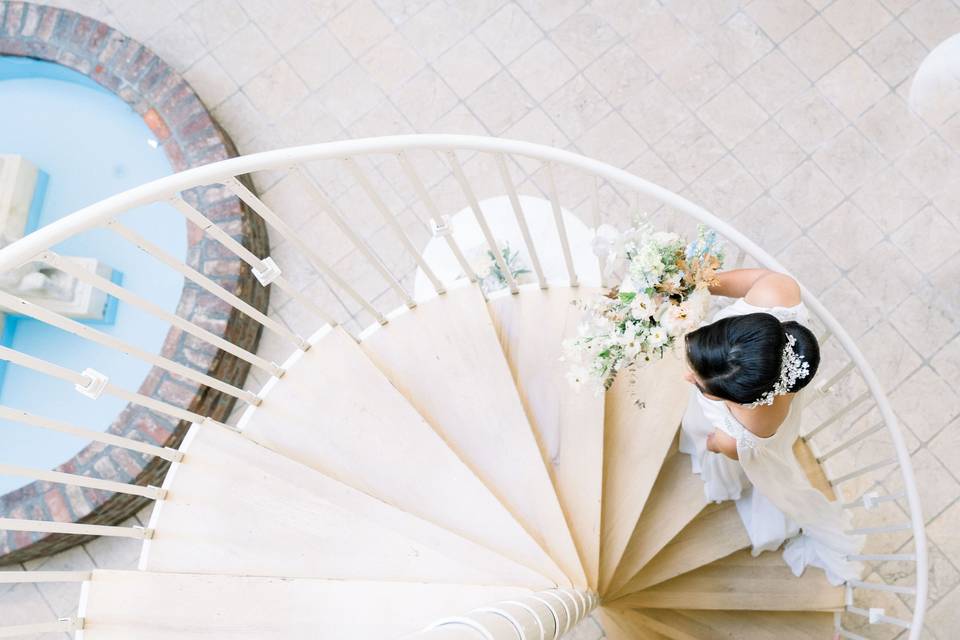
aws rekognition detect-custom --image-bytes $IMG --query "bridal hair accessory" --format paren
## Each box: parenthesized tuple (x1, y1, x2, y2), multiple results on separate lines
(746, 332, 810, 408)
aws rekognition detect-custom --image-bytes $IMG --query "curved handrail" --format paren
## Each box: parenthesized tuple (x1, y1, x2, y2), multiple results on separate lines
(0, 134, 927, 637)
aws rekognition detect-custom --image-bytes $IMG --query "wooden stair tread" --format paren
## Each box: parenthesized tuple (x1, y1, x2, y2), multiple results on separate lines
(600, 353, 688, 593)
(606, 443, 708, 597)
(241, 325, 562, 585)
(610, 549, 845, 611)
(618, 500, 751, 594)
(142, 423, 550, 588)
(608, 427, 837, 598)
(794, 438, 835, 500)
(487, 286, 605, 589)
(595, 608, 671, 640)
(627, 608, 834, 639)
(78, 570, 528, 640)
(361, 284, 584, 587)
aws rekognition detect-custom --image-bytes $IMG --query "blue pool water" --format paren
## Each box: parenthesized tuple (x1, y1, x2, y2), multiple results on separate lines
(0, 56, 187, 493)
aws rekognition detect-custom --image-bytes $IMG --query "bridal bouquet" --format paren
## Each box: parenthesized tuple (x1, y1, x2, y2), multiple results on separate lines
(563, 224, 725, 393)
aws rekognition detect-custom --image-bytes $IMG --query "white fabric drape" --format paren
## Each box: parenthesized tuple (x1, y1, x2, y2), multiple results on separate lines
(679, 298, 864, 585)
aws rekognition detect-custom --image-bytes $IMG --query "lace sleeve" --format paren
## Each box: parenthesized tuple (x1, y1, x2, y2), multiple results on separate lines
(721, 413, 765, 451)
(766, 304, 811, 326)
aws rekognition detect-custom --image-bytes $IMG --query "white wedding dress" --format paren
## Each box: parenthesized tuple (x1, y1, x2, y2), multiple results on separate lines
(678, 297, 865, 586)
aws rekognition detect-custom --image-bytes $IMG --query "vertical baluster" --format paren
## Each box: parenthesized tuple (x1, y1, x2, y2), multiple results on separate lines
(224, 176, 387, 324)
(445, 150, 519, 294)
(0, 344, 207, 425)
(592, 176, 609, 287)
(0, 290, 259, 405)
(802, 389, 872, 440)
(544, 162, 579, 287)
(342, 157, 446, 296)
(39, 250, 282, 377)
(291, 166, 416, 309)
(106, 219, 308, 349)
(804, 360, 856, 408)
(494, 153, 547, 289)
(0, 405, 181, 461)
(169, 195, 335, 327)
(830, 458, 897, 486)
(396, 151, 478, 284)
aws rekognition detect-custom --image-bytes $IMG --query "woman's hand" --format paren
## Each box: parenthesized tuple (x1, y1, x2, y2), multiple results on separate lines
(706, 428, 739, 460)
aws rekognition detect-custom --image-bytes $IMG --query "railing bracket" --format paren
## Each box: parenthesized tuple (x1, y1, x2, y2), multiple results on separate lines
(74, 368, 109, 400)
(252, 257, 282, 286)
(133, 525, 155, 540)
(430, 216, 452, 238)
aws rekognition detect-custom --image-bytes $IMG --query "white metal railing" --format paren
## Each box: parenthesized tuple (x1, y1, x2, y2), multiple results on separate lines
(0, 135, 926, 639)
(406, 589, 598, 639)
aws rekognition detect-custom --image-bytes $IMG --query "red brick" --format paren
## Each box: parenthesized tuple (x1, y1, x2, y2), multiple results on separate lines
(126, 48, 158, 82)
(161, 325, 185, 355)
(24, 39, 56, 59)
(50, 9, 76, 41)
(97, 31, 126, 63)
(88, 21, 110, 52)
(143, 108, 171, 141)
(90, 64, 122, 91)
(3, 3, 23, 36)
(138, 366, 165, 396)
(0, 37, 28, 55)
(111, 39, 142, 75)
(162, 139, 188, 171)
(191, 312, 229, 333)
(19, 3, 40, 36)
(93, 456, 120, 481)
(138, 57, 168, 93)
(35, 5, 58, 40)
(110, 447, 143, 479)
(44, 487, 72, 521)
(130, 411, 174, 446)
(68, 14, 94, 48)
(63, 484, 92, 519)
(157, 378, 200, 407)
(181, 110, 214, 138)
(55, 48, 92, 74)
(146, 70, 181, 104)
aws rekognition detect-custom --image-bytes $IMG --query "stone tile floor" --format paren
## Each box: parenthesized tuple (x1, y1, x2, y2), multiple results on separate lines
(2, 0, 959, 637)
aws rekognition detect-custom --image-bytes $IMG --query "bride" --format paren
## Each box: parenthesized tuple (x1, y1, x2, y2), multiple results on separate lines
(679, 267, 864, 585)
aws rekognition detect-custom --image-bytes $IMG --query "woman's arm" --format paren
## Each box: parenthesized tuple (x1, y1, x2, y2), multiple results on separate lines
(707, 429, 739, 460)
(710, 269, 801, 308)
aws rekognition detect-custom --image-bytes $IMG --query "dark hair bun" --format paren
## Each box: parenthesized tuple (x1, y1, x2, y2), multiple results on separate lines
(685, 312, 820, 404)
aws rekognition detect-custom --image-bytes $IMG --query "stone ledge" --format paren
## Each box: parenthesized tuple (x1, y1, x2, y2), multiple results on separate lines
(0, 1, 270, 564)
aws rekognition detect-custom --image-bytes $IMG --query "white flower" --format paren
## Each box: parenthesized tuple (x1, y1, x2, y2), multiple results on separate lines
(685, 287, 711, 323)
(660, 302, 698, 336)
(651, 231, 680, 244)
(629, 293, 656, 319)
(647, 326, 669, 347)
(591, 224, 621, 258)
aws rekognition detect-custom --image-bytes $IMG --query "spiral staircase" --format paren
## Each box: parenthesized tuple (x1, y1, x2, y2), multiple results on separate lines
(0, 136, 927, 639)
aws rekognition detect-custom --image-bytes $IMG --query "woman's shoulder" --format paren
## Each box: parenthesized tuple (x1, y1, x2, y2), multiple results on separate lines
(725, 395, 794, 440)
(715, 273, 809, 325)
(743, 272, 801, 308)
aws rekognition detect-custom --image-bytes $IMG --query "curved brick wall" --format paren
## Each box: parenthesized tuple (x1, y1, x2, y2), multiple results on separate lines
(0, 2, 270, 563)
